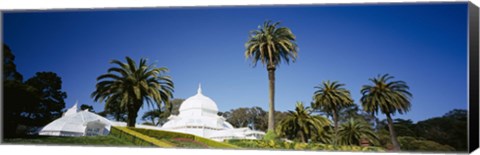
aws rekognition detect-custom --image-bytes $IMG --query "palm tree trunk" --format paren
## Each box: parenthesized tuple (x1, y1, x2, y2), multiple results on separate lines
(267, 66, 276, 132)
(386, 113, 400, 151)
(127, 104, 139, 127)
(333, 109, 338, 145)
(300, 131, 307, 143)
(127, 110, 136, 127)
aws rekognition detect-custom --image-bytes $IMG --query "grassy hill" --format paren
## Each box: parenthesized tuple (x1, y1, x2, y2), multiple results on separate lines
(109, 126, 239, 149)
(3, 135, 135, 146)
(3, 127, 384, 152)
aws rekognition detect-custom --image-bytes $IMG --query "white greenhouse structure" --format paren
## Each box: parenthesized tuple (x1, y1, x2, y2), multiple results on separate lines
(38, 103, 112, 136)
(38, 84, 265, 141)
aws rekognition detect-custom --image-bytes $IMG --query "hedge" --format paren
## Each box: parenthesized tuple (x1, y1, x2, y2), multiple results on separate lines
(110, 126, 175, 148)
(129, 128, 240, 149)
(225, 139, 384, 152)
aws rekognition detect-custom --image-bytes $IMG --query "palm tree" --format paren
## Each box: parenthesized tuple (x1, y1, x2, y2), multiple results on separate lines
(91, 57, 174, 127)
(312, 80, 354, 144)
(276, 102, 330, 143)
(142, 106, 172, 126)
(337, 118, 379, 146)
(245, 21, 298, 132)
(142, 109, 161, 126)
(310, 125, 334, 144)
(360, 74, 412, 151)
(97, 98, 128, 122)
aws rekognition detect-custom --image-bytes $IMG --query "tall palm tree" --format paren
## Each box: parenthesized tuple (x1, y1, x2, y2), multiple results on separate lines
(92, 57, 174, 127)
(276, 102, 330, 143)
(337, 118, 379, 146)
(312, 80, 353, 144)
(360, 74, 412, 151)
(245, 21, 298, 132)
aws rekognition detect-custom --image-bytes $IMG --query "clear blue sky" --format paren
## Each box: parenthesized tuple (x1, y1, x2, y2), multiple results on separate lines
(3, 2, 468, 123)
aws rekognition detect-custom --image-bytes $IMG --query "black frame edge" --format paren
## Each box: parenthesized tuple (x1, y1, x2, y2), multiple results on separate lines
(468, 1, 479, 153)
(0, 11, 4, 143)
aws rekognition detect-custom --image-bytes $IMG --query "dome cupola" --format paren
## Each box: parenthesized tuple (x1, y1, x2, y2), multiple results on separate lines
(178, 84, 219, 117)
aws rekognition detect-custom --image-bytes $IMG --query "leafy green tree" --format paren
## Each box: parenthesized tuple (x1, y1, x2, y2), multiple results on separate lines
(80, 104, 95, 112)
(165, 98, 184, 116)
(377, 118, 417, 137)
(338, 104, 376, 126)
(24, 72, 67, 126)
(276, 102, 330, 143)
(391, 119, 416, 137)
(224, 106, 268, 131)
(337, 118, 379, 146)
(376, 128, 394, 149)
(3, 45, 67, 137)
(337, 104, 360, 123)
(398, 136, 455, 152)
(155, 98, 184, 125)
(4, 47, 63, 136)
(4, 72, 67, 136)
(312, 80, 354, 144)
(245, 107, 268, 130)
(443, 109, 467, 120)
(3, 80, 39, 137)
(92, 57, 174, 127)
(273, 111, 289, 129)
(360, 74, 412, 151)
(141, 98, 184, 126)
(224, 108, 249, 128)
(414, 109, 467, 151)
(245, 21, 298, 132)
(3, 44, 23, 82)
(3, 44, 27, 137)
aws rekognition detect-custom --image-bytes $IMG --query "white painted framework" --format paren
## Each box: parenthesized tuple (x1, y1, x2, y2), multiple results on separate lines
(160, 84, 265, 141)
(37, 84, 265, 142)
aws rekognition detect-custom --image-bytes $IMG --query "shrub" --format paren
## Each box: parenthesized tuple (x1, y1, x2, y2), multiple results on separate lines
(225, 139, 384, 151)
(263, 130, 279, 141)
(226, 139, 263, 148)
(398, 136, 455, 152)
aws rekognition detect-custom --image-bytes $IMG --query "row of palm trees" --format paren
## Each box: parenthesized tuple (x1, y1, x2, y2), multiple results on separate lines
(276, 102, 378, 146)
(244, 21, 411, 151)
(274, 74, 411, 150)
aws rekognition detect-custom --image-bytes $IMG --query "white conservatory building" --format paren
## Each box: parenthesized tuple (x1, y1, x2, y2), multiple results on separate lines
(37, 84, 265, 141)
(38, 103, 112, 137)
(160, 85, 265, 141)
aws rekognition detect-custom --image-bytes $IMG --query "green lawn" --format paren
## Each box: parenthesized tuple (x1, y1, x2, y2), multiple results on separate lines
(3, 135, 136, 146)
(164, 138, 209, 148)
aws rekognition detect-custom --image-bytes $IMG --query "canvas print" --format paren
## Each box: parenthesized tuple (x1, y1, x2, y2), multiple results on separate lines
(1, 2, 478, 153)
